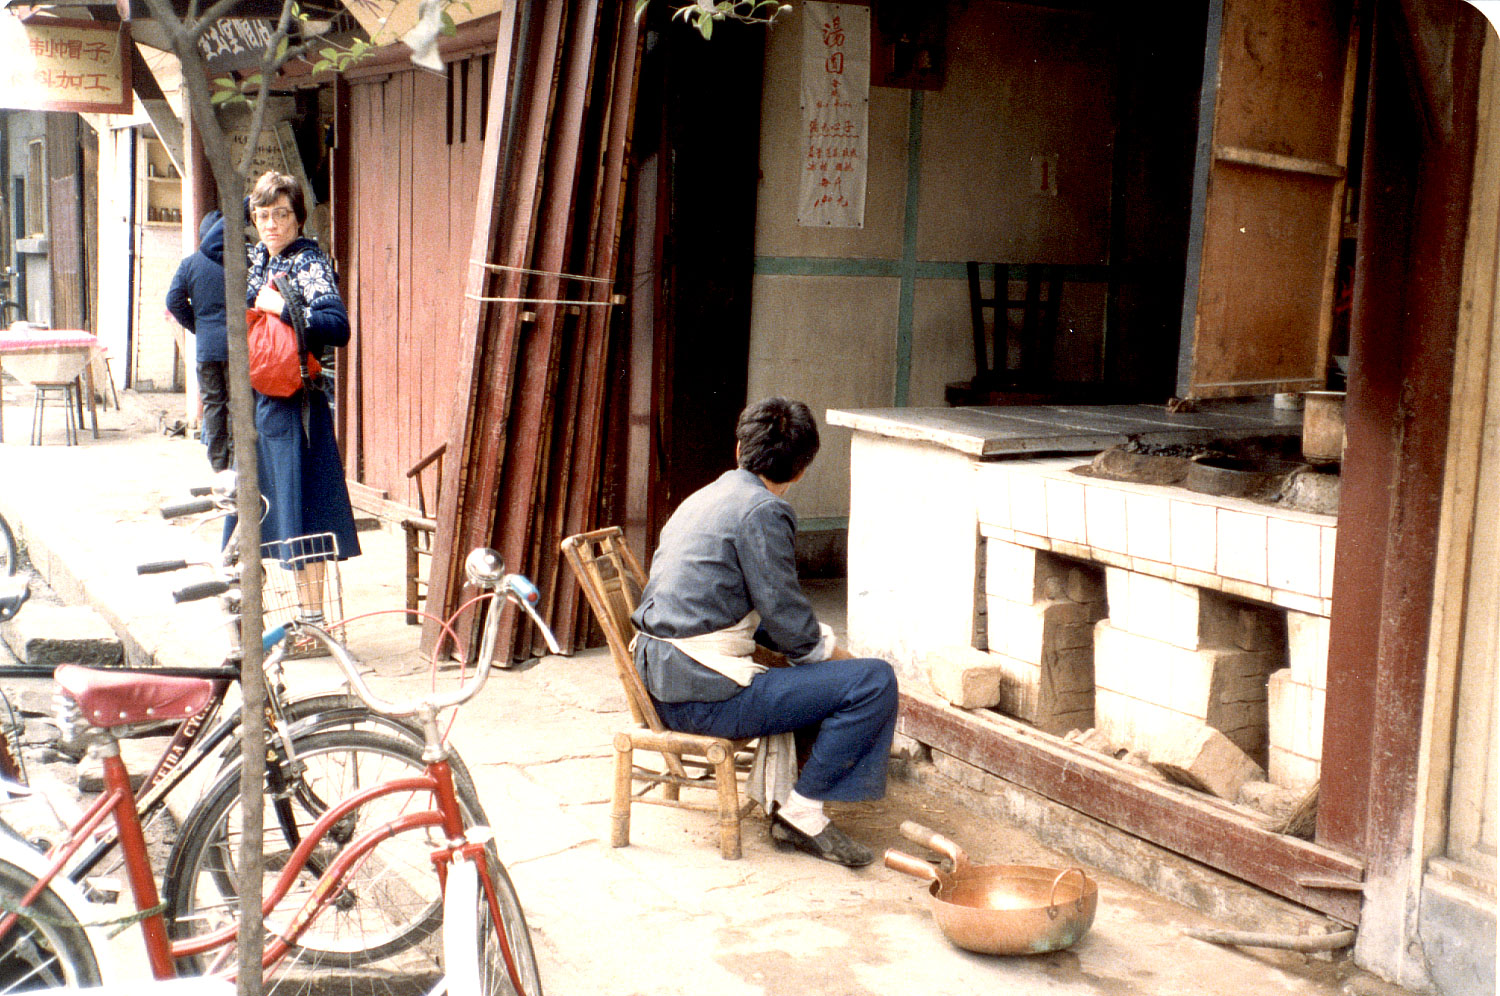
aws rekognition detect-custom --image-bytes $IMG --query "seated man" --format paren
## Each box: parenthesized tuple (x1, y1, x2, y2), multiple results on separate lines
(631, 397, 899, 867)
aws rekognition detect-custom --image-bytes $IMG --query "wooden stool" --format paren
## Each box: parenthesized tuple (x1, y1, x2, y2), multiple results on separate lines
(31, 381, 79, 446)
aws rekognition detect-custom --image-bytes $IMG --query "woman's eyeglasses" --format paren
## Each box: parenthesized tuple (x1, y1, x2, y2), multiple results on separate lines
(253, 208, 294, 224)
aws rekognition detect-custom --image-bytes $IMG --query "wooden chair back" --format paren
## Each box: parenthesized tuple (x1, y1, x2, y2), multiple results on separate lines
(559, 526, 664, 732)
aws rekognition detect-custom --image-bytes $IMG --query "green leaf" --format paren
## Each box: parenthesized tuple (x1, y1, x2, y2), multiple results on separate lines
(635, 0, 650, 21)
(213, 75, 237, 89)
(210, 88, 240, 106)
(275, 37, 289, 62)
(244, 73, 264, 85)
(313, 59, 332, 72)
(440, 10, 457, 35)
(698, 14, 713, 39)
(320, 46, 339, 59)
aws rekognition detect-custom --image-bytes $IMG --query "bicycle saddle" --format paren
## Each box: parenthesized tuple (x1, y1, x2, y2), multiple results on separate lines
(54, 664, 214, 730)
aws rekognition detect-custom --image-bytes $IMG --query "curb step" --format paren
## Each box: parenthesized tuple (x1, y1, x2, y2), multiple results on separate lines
(0, 603, 123, 667)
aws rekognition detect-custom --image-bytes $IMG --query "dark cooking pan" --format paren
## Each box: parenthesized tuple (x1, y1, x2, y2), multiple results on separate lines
(884, 821, 1098, 955)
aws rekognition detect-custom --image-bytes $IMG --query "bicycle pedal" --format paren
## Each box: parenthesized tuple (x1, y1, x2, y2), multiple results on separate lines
(82, 876, 121, 903)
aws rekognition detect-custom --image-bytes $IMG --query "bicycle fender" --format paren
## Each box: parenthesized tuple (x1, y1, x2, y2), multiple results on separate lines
(0, 833, 121, 985)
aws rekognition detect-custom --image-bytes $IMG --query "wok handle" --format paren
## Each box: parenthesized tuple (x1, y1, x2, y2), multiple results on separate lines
(898, 820, 966, 867)
(883, 848, 940, 883)
(1048, 867, 1091, 916)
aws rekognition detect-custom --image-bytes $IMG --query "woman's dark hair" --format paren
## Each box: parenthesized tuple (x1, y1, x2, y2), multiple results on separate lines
(736, 397, 820, 484)
(249, 171, 306, 228)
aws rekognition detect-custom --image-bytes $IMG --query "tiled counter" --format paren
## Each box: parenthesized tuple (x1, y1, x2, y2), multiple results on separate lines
(829, 404, 1328, 790)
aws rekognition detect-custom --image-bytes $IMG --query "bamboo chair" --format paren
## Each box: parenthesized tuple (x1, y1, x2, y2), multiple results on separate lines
(402, 442, 447, 624)
(561, 526, 756, 860)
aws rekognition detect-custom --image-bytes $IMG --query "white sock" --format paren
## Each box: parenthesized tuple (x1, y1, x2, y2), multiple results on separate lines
(777, 789, 830, 836)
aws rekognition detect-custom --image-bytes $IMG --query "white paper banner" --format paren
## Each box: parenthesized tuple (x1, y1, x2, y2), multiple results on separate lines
(798, 2, 869, 229)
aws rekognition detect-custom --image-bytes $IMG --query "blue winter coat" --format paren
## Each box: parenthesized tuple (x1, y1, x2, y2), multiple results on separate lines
(165, 211, 228, 362)
(245, 236, 361, 563)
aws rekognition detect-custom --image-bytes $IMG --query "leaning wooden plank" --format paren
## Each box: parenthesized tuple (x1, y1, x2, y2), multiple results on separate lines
(489, 2, 606, 660)
(898, 688, 1363, 923)
(424, 2, 565, 656)
(551, 6, 645, 649)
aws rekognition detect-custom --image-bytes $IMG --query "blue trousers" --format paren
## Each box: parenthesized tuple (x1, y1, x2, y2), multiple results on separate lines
(654, 658, 899, 802)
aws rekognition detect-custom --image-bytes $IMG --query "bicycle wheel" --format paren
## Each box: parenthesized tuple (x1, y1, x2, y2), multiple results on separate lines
(0, 852, 103, 993)
(165, 730, 489, 995)
(0, 514, 17, 578)
(443, 853, 542, 996)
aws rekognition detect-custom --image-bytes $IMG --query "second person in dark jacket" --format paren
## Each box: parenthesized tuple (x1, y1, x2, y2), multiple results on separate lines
(165, 209, 233, 472)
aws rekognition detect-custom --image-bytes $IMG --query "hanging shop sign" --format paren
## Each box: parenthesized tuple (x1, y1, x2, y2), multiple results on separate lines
(198, 17, 276, 74)
(798, 1, 869, 229)
(0, 15, 132, 115)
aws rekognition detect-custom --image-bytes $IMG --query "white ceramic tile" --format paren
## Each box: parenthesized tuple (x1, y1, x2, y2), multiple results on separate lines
(1269, 746, 1321, 790)
(986, 596, 1046, 666)
(1084, 484, 1128, 553)
(1217, 508, 1268, 586)
(1291, 679, 1314, 758)
(1286, 611, 1330, 690)
(1103, 567, 1131, 631)
(1009, 473, 1048, 537)
(1125, 492, 1172, 564)
(1267, 517, 1322, 596)
(975, 465, 1010, 529)
(1321, 526, 1337, 598)
(1046, 478, 1087, 544)
(985, 538, 1037, 603)
(1170, 499, 1218, 574)
(1266, 669, 1295, 750)
(1169, 648, 1213, 718)
(1091, 620, 1131, 693)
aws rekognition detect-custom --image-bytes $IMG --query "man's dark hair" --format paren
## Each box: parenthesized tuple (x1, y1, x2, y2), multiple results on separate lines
(736, 397, 820, 484)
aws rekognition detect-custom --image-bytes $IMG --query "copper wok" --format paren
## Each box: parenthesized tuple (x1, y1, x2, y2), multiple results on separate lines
(884, 821, 1098, 955)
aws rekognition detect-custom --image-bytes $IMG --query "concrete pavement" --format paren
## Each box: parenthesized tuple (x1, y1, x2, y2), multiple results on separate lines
(0, 380, 1377, 996)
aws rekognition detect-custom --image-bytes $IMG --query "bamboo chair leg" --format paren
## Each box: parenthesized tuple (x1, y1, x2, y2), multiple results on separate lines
(611, 733, 634, 848)
(708, 742, 741, 860)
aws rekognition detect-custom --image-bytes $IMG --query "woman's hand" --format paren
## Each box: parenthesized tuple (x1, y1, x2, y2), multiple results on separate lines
(254, 283, 286, 316)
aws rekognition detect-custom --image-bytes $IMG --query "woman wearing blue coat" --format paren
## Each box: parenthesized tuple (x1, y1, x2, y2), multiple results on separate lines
(246, 171, 360, 640)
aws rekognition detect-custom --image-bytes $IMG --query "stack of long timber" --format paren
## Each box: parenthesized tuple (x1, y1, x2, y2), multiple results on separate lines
(423, 1, 641, 661)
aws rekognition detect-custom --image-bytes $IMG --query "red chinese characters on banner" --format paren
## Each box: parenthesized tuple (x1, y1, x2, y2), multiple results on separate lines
(0, 15, 132, 114)
(805, 16, 856, 211)
(799, 3, 868, 228)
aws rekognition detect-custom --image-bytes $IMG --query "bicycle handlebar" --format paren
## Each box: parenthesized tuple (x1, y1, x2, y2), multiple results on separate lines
(264, 548, 558, 721)
(137, 559, 191, 575)
(174, 580, 232, 603)
(161, 498, 216, 519)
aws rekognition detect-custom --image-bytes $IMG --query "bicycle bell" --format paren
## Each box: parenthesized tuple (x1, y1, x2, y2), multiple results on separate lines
(465, 547, 505, 586)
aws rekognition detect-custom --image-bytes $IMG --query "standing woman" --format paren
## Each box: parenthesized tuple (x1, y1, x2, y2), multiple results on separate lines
(246, 170, 360, 641)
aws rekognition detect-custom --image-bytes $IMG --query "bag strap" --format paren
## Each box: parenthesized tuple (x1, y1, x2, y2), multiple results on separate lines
(269, 248, 318, 439)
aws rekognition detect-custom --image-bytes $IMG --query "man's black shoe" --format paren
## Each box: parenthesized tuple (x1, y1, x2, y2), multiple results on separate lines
(770, 815, 875, 867)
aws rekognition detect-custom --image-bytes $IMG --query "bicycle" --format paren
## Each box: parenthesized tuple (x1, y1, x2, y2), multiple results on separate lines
(0, 547, 556, 996)
(0, 502, 490, 977)
(0, 511, 17, 578)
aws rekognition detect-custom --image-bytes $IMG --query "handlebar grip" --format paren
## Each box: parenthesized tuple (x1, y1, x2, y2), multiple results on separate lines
(161, 498, 216, 519)
(507, 573, 541, 605)
(137, 559, 189, 575)
(173, 580, 232, 603)
(187, 486, 213, 497)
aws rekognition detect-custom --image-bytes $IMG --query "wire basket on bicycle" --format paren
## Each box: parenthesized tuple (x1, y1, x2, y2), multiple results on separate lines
(260, 531, 346, 640)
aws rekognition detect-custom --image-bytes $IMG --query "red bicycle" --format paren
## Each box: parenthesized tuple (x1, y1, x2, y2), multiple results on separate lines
(0, 547, 557, 996)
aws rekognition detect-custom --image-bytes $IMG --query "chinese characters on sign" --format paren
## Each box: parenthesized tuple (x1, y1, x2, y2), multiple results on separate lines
(0, 15, 131, 114)
(198, 18, 276, 74)
(798, 2, 869, 229)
